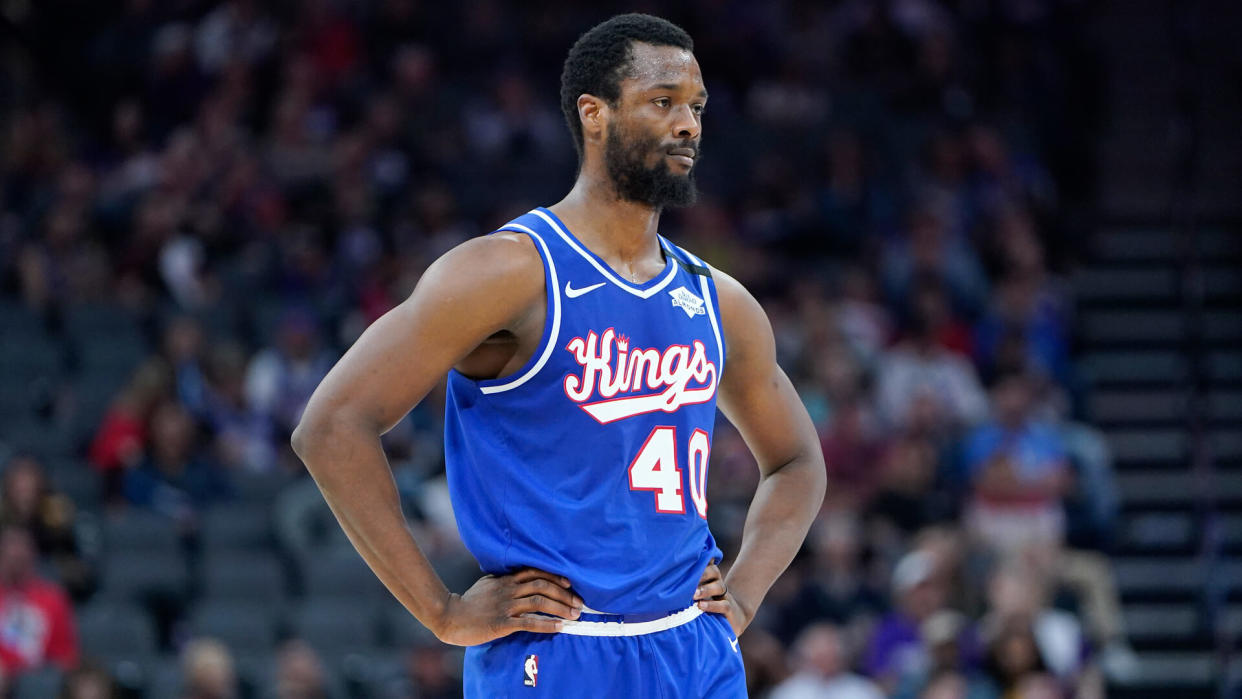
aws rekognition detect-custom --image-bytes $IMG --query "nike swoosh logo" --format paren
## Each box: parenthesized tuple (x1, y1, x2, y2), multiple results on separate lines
(565, 281, 606, 298)
(729, 637, 739, 652)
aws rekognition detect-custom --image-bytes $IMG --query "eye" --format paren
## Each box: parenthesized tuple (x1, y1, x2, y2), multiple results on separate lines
(653, 97, 671, 108)
(692, 104, 706, 115)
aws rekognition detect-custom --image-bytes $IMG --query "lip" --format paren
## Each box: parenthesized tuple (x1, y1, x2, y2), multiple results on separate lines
(667, 153, 695, 167)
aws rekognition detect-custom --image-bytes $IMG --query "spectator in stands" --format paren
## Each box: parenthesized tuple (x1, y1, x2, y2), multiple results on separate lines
(244, 307, 335, 443)
(201, 342, 277, 472)
(272, 639, 328, 699)
(59, 662, 115, 699)
(811, 130, 898, 255)
(875, 281, 989, 436)
(973, 216, 1071, 386)
(983, 563, 1096, 691)
(833, 265, 894, 365)
(88, 358, 172, 494)
(771, 512, 884, 645)
(798, 334, 867, 433)
(864, 550, 953, 692)
(0, 524, 79, 674)
(464, 72, 564, 166)
(981, 617, 1049, 699)
(962, 367, 1070, 559)
(906, 274, 976, 358)
(1012, 673, 1065, 699)
(867, 435, 955, 539)
(882, 203, 989, 318)
(963, 126, 1056, 225)
(193, 0, 278, 75)
(893, 610, 993, 699)
(0, 455, 93, 600)
(735, 629, 787, 696)
(918, 670, 984, 699)
(181, 637, 237, 699)
(406, 641, 459, 699)
(907, 527, 974, 615)
(123, 401, 231, 529)
(820, 398, 885, 509)
(965, 371, 1136, 679)
(770, 622, 884, 699)
(1058, 422, 1120, 551)
(161, 315, 210, 421)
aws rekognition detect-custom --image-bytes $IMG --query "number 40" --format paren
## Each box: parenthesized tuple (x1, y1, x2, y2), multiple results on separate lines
(627, 426, 710, 518)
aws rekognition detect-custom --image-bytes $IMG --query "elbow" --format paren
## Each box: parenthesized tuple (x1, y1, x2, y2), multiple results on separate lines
(810, 454, 828, 507)
(290, 406, 378, 469)
(290, 417, 314, 463)
(803, 446, 828, 508)
(290, 408, 326, 464)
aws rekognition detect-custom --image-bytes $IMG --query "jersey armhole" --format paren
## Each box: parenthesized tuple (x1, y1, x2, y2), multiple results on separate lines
(473, 225, 562, 394)
(667, 242, 727, 376)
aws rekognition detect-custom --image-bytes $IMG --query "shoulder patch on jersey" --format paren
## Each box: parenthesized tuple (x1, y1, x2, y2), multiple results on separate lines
(669, 286, 706, 318)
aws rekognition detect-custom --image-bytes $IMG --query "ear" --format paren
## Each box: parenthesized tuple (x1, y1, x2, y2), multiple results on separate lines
(577, 94, 608, 143)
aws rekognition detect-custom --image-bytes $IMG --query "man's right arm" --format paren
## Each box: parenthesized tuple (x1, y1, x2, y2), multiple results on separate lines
(291, 232, 582, 646)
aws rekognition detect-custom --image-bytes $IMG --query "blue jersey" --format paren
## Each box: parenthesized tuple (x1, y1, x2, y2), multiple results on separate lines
(444, 207, 726, 615)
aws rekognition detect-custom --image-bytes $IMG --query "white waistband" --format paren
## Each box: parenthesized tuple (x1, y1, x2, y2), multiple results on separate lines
(557, 604, 703, 637)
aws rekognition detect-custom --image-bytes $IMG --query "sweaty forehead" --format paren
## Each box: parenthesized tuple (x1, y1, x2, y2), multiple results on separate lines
(620, 42, 703, 92)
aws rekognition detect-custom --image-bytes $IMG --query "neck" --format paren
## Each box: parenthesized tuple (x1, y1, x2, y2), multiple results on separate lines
(549, 170, 665, 276)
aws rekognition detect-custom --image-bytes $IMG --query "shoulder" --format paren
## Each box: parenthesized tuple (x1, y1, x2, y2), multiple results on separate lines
(428, 231, 543, 283)
(703, 267, 768, 338)
(692, 264, 775, 370)
(414, 232, 544, 309)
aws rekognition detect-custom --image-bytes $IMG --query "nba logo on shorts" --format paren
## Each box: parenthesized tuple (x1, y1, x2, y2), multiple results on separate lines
(523, 654, 538, 687)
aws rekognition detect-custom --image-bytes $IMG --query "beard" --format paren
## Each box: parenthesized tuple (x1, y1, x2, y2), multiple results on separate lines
(604, 121, 698, 209)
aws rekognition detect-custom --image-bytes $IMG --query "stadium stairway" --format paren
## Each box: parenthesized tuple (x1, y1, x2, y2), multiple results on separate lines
(1076, 227, 1241, 698)
(1082, 1, 1242, 695)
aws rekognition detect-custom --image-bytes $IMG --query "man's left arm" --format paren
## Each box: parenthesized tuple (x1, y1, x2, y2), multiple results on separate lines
(694, 270, 827, 634)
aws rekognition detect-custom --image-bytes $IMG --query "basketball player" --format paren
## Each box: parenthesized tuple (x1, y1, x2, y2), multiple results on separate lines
(292, 13, 826, 697)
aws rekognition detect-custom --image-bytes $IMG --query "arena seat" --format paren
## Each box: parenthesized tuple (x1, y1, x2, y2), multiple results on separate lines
(102, 510, 182, 555)
(1113, 557, 1205, 600)
(1123, 604, 1200, 645)
(186, 600, 280, 657)
(1209, 351, 1242, 382)
(2, 417, 75, 461)
(1119, 512, 1195, 554)
(12, 667, 64, 699)
(200, 551, 287, 605)
(300, 547, 386, 600)
(142, 656, 184, 699)
(378, 599, 437, 648)
(98, 549, 189, 603)
(44, 457, 103, 510)
(290, 599, 381, 660)
(78, 601, 159, 661)
(200, 502, 276, 552)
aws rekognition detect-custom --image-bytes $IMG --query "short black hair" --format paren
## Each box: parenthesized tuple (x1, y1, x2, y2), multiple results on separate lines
(560, 13, 694, 161)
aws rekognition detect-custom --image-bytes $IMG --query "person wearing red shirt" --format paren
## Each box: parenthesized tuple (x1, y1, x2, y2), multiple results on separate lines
(0, 525, 79, 673)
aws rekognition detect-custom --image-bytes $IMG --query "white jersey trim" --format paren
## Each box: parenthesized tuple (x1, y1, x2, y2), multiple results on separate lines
(479, 224, 561, 395)
(532, 209, 679, 299)
(557, 604, 703, 637)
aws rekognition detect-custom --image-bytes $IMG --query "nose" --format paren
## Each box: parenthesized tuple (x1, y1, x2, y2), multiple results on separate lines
(672, 104, 700, 141)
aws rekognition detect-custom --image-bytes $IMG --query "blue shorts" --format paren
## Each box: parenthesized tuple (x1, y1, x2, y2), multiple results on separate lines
(463, 607, 747, 698)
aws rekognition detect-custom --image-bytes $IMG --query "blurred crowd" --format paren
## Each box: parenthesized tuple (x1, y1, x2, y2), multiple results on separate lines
(0, 0, 1126, 697)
